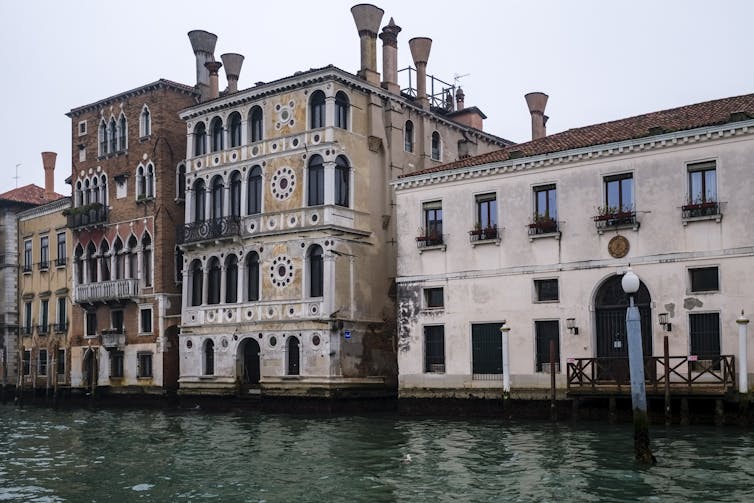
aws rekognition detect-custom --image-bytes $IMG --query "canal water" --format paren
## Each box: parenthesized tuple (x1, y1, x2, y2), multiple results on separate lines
(1, 405, 753, 502)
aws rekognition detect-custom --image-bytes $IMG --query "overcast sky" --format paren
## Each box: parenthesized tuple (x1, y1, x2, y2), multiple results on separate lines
(1, 0, 752, 195)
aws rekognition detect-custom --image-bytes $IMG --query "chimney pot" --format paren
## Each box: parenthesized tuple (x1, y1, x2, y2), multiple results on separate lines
(205, 61, 223, 100)
(41, 151, 56, 200)
(525, 91, 549, 140)
(379, 18, 402, 94)
(351, 4, 384, 84)
(221, 53, 244, 94)
(409, 37, 432, 109)
(188, 30, 218, 101)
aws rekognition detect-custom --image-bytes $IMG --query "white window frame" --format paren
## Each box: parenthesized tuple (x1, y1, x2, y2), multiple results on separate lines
(139, 304, 153, 335)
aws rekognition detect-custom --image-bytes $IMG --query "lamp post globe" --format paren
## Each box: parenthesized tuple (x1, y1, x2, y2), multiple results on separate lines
(622, 267, 640, 294)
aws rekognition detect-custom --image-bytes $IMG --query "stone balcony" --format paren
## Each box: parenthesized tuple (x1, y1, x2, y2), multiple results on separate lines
(101, 328, 126, 349)
(182, 298, 326, 327)
(74, 279, 139, 304)
(241, 205, 369, 237)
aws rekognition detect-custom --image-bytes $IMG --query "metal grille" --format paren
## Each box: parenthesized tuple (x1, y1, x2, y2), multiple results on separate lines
(472, 323, 502, 380)
(424, 326, 445, 373)
(690, 312, 720, 370)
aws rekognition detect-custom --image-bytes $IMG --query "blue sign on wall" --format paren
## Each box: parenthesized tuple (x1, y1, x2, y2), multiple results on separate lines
(344, 330, 351, 339)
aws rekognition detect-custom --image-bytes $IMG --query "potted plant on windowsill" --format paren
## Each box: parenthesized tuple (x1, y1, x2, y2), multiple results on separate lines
(682, 197, 718, 217)
(416, 227, 443, 247)
(529, 213, 557, 234)
(594, 205, 634, 225)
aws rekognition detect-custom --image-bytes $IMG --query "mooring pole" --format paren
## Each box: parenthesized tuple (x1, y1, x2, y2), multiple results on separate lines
(549, 339, 557, 421)
(737, 311, 750, 421)
(622, 267, 654, 464)
(500, 321, 510, 401)
(664, 335, 671, 425)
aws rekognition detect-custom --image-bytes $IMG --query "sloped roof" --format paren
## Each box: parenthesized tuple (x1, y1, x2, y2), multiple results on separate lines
(0, 184, 66, 206)
(403, 93, 754, 178)
(67, 78, 198, 117)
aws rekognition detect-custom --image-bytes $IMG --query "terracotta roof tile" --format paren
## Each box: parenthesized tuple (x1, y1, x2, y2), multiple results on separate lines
(403, 93, 754, 178)
(0, 184, 65, 205)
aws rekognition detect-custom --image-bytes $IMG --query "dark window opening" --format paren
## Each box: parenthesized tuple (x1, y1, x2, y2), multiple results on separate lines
(534, 279, 559, 302)
(424, 288, 444, 309)
(690, 267, 719, 292)
(535, 320, 560, 373)
(424, 326, 445, 373)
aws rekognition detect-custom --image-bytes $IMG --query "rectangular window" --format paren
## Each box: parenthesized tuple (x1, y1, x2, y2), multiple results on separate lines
(23, 350, 31, 376)
(111, 310, 124, 333)
(57, 349, 65, 376)
(110, 351, 124, 378)
(603, 173, 634, 213)
(471, 323, 503, 377)
(424, 325, 445, 373)
(39, 299, 49, 334)
(56, 232, 66, 266)
(421, 201, 443, 246)
(38, 349, 48, 376)
(39, 236, 49, 269)
(534, 279, 559, 302)
(688, 161, 717, 204)
(689, 312, 720, 370)
(137, 352, 153, 378)
(690, 267, 719, 292)
(78, 120, 87, 136)
(534, 184, 557, 220)
(23, 239, 32, 273)
(535, 320, 560, 373)
(23, 302, 32, 335)
(86, 311, 97, 337)
(476, 193, 497, 229)
(424, 287, 444, 309)
(56, 297, 67, 332)
(140, 307, 153, 334)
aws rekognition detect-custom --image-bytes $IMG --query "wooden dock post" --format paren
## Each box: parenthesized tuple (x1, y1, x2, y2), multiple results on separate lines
(680, 397, 690, 425)
(664, 336, 671, 425)
(549, 339, 557, 421)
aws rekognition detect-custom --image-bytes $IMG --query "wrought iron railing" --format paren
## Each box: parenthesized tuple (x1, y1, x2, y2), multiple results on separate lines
(66, 205, 108, 229)
(528, 218, 559, 236)
(469, 226, 499, 243)
(37, 324, 50, 335)
(53, 322, 68, 333)
(593, 211, 637, 230)
(38, 260, 50, 271)
(178, 216, 241, 244)
(682, 201, 720, 219)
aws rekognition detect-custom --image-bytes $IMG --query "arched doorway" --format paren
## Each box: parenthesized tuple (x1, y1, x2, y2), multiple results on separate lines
(240, 338, 260, 386)
(287, 337, 300, 376)
(82, 348, 95, 389)
(595, 274, 653, 359)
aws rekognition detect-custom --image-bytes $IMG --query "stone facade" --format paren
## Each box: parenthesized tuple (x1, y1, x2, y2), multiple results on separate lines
(65, 80, 197, 394)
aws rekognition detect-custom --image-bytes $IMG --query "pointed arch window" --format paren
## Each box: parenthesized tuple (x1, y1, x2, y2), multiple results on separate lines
(249, 106, 263, 143)
(108, 118, 117, 153)
(140, 105, 151, 137)
(431, 131, 441, 161)
(142, 233, 152, 287)
(204, 339, 215, 375)
(246, 252, 260, 301)
(146, 163, 155, 198)
(310, 90, 326, 129)
(127, 235, 138, 280)
(113, 238, 125, 280)
(308, 245, 324, 298)
(193, 122, 207, 156)
(75, 181, 83, 207)
(335, 156, 350, 208)
(229, 112, 242, 147)
(211, 176, 224, 219)
(207, 257, 221, 305)
(335, 91, 349, 129)
(307, 155, 324, 206)
(100, 174, 108, 206)
(225, 255, 238, 303)
(86, 242, 97, 283)
(210, 117, 224, 152)
(91, 177, 100, 204)
(177, 164, 186, 201)
(193, 179, 206, 222)
(99, 240, 110, 281)
(230, 171, 242, 218)
(99, 121, 107, 156)
(190, 260, 203, 306)
(118, 114, 127, 151)
(404, 120, 414, 152)
(74, 244, 84, 285)
(247, 166, 262, 215)
(137, 165, 146, 198)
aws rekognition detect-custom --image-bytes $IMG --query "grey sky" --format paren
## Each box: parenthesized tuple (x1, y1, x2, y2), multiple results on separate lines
(1, 0, 752, 195)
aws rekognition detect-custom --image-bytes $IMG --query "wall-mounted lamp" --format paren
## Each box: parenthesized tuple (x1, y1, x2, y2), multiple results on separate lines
(658, 312, 671, 332)
(566, 317, 579, 335)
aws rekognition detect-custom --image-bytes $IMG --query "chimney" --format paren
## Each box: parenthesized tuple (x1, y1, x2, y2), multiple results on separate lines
(188, 30, 218, 101)
(379, 18, 401, 94)
(351, 4, 384, 85)
(205, 61, 223, 100)
(41, 151, 56, 200)
(221, 53, 244, 94)
(525, 92, 549, 140)
(455, 87, 465, 110)
(409, 37, 432, 109)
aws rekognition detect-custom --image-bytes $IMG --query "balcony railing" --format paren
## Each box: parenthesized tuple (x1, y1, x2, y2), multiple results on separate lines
(416, 234, 444, 248)
(74, 278, 139, 304)
(178, 216, 241, 245)
(682, 201, 720, 219)
(528, 217, 559, 236)
(21, 326, 33, 336)
(38, 260, 50, 271)
(55, 257, 67, 267)
(37, 324, 50, 335)
(22, 264, 32, 273)
(469, 226, 499, 243)
(101, 328, 126, 349)
(53, 322, 68, 333)
(66, 204, 108, 230)
(593, 210, 637, 231)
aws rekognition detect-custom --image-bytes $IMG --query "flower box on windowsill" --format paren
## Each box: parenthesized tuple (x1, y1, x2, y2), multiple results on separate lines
(469, 226, 500, 246)
(416, 235, 445, 249)
(528, 218, 560, 241)
(682, 201, 722, 224)
(594, 210, 639, 234)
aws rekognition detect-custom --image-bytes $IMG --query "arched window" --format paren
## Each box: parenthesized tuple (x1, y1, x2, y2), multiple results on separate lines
(249, 106, 263, 143)
(229, 112, 242, 147)
(210, 117, 223, 152)
(204, 339, 215, 376)
(108, 118, 117, 153)
(127, 235, 138, 280)
(74, 244, 84, 285)
(113, 237, 124, 280)
(307, 155, 324, 206)
(137, 165, 146, 198)
(99, 240, 110, 281)
(193, 179, 206, 222)
(308, 245, 323, 297)
(142, 233, 152, 287)
(404, 120, 414, 152)
(177, 164, 186, 201)
(91, 177, 100, 204)
(335, 91, 349, 129)
(431, 131, 441, 161)
(84, 179, 91, 205)
(229, 171, 242, 218)
(190, 259, 203, 306)
(335, 156, 350, 208)
(310, 90, 326, 129)
(175, 246, 184, 283)
(193, 122, 207, 156)
(140, 105, 151, 137)
(98, 121, 107, 156)
(100, 174, 107, 206)
(207, 257, 221, 305)
(75, 181, 83, 207)
(225, 255, 238, 303)
(211, 176, 224, 219)
(287, 336, 300, 375)
(86, 242, 97, 283)
(146, 164, 155, 198)
(247, 166, 262, 215)
(246, 251, 260, 301)
(118, 113, 127, 151)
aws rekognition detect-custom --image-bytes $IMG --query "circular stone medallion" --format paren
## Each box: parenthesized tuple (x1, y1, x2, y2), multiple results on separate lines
(608, 235, 630, 258)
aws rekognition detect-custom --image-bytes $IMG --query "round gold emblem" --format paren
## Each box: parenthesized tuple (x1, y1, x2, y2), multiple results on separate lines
(608, 235, 629, 258)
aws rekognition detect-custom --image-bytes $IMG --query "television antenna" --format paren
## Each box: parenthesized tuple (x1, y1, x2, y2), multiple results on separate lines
(453, 73, 470, 87)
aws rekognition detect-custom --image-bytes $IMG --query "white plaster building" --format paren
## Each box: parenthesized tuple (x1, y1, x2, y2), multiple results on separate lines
(176, 5, 509, 397)
(394, 93, 754, 399)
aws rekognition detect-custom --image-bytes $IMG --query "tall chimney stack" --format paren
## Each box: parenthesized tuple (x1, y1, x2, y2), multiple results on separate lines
(188, 30, 218, 101)
(41, 151, 56, 200)
(221, 53, 244, 94)
(525, 92, 549, 140)
(379, 18, 401, 94)
(409, 37, 432, 109)
(205, 61, 223, 100)
(351, 4, 384, 85)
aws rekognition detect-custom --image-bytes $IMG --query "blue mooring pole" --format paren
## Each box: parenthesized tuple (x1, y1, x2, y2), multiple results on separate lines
(624, 268, 654, 464)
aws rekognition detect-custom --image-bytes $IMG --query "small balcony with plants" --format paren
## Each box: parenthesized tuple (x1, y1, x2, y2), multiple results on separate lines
(416, 227, 445, 251)
(469, 223, 500, 246)
(593, 205, 638, 234)
(64, 202, 108, 231)
(528, 214, 559, 239)
(682, 197, 722, 225)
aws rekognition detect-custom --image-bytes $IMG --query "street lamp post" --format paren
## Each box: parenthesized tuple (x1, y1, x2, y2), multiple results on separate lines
(621, 267, 654, 464)
(500, 321, 510, 401)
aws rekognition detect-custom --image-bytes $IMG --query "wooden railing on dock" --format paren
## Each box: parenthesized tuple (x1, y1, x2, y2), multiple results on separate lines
(566, 355, 736, 395)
